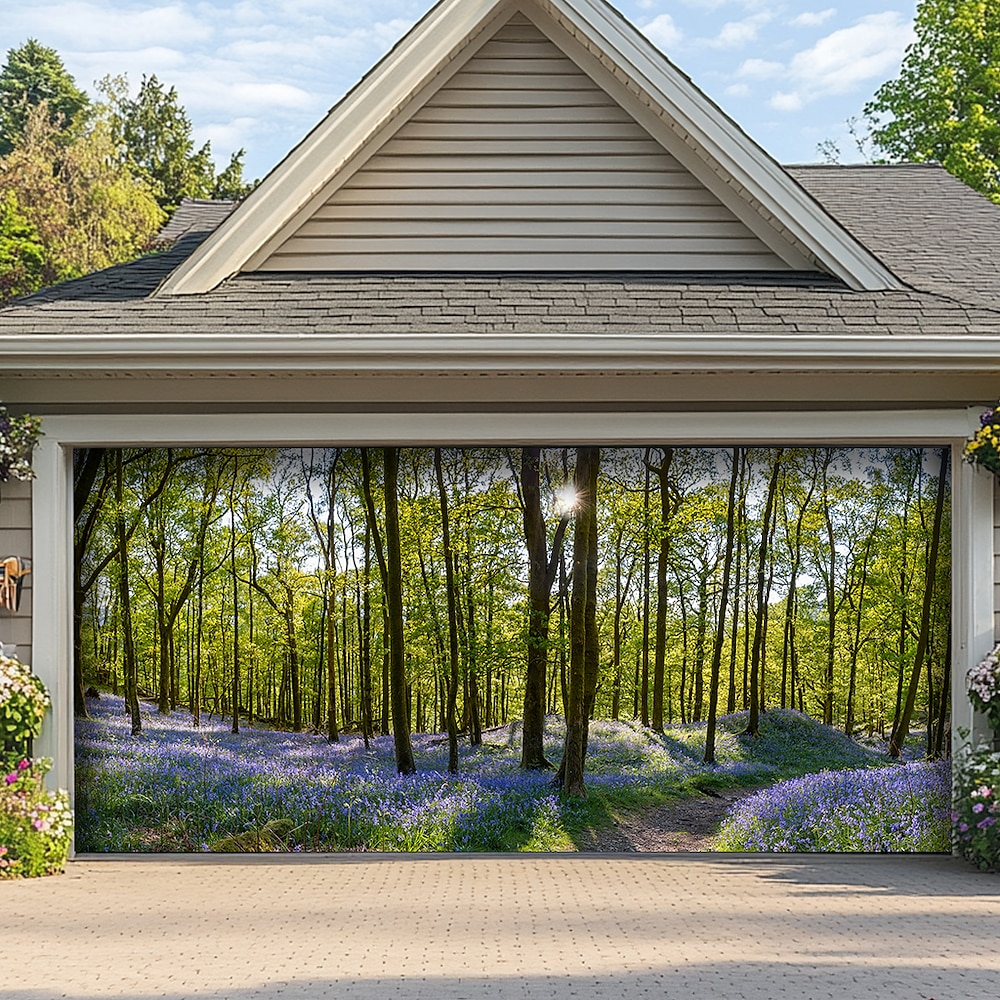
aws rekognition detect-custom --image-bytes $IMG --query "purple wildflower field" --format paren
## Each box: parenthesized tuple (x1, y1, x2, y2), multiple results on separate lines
(74, 696, 947, 853)
(716, 762, 951, 852)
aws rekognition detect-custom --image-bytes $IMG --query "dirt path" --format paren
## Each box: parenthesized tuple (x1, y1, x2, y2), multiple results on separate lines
(576, 787, 761, 852)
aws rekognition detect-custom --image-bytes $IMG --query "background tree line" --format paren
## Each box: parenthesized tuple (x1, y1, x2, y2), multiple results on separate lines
(0, 39, 252, 302)
(75, 445, 950, 796)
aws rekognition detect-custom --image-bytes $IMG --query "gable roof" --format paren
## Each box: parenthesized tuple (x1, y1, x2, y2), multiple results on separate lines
(2, 165, 998, 340)
(157, 0, 900, 294)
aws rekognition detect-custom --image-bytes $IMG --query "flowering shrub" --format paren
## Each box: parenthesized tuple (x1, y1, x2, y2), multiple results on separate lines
(0, 403, 42, 483)
(952, 744, 1000, 872)
(0, 654, 50, 764)
(0, 757, 73, 878)
(968, 643, 1000, 733)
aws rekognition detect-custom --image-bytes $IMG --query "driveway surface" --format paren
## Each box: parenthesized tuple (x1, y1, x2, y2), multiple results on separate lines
(2, 854, 998, 999)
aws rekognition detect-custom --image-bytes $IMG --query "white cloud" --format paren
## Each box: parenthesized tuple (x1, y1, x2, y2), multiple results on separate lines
(641, 13, 683, 51)
(789, 8, 837, 28)
(760, 11, 914, 112)
(770, 90, 803, 111)
(724, 82, 750, 97)
(737, 57, 783, 80)
(1, 2, 213, 51)
(703, 11, 773, 49)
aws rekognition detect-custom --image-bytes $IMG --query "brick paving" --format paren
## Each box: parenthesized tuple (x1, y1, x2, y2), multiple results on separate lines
(2, 854, 998, 999)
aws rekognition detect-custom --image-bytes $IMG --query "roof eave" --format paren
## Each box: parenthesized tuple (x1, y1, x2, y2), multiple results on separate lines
(3, 333, 999, 373)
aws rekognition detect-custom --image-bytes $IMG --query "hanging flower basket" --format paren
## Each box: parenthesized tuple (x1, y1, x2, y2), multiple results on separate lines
(968, 642, 1000, 737)
(964, 404, 1000, 476)
(0, 404, 42, 485)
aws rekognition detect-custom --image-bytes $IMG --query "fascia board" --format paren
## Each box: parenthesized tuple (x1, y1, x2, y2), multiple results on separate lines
(540, 0, 902, 291)
(157, 0, 512, 296)
(4, 334, 1000, 372)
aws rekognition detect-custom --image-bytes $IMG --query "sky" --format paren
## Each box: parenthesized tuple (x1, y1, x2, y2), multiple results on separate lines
(0, 1, 919, 182)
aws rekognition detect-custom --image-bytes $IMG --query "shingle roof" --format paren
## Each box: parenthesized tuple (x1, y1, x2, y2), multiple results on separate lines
(155, 198, 237, 243)
(787, 163, 1000, 310)
(2, 164, 999, 340)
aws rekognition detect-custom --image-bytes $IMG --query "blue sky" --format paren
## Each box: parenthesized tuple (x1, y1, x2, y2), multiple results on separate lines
(0, 1, 917, 181)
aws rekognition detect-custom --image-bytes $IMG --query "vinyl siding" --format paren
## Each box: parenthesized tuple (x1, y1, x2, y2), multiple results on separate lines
(260, 15, 789, 273)
(0, 478, 32, 667)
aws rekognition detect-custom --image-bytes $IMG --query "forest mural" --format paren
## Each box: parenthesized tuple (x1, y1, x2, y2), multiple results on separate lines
(73, 446, 952, 853)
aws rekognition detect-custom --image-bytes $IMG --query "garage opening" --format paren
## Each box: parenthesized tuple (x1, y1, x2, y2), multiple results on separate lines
(73, 444, 951, 853)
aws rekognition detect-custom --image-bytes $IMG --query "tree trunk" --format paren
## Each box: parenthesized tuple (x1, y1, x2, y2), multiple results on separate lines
(114, 452, 141, 735)
(518, 448, 569, 769)
(382, 448, 415, 774)
(890, 447, 949, 758)
(560, 446, 599, 798)
(434, 448, 461, 773)
(651, 448, 674, 732)
(705, 447, 740, 763)
(747, 448, 783, 737)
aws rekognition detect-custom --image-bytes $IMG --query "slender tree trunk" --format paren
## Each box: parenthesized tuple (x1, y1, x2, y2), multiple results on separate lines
(651, 448, 674, 732)
(747, 448, 783, 737)
(705, 447, 740, 763)
(114, 452, 141, 735)
(434, 449, 461, 772)
(641, 451, 651, 726)
(890, 448, 949, 758)
(518, 448, 569, 768)
(560, 446, 599, 798)
(381, 448, 415, 774)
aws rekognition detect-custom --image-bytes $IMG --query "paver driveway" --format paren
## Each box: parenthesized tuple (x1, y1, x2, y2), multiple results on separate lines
(2, 854, 999, 999)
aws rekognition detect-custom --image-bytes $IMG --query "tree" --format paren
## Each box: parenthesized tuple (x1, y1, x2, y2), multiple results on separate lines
(865, 0, 1000, 202)
(0, 39, 88, 155)
(890, 448, 949, 758)
(517, 447, 570, 769)
(559, 446, 600, 798)
(0, 104, 164, 301)
(97, 74, 250, 211)
(0, 191, 46, 300)
(704, 449, 740, 764)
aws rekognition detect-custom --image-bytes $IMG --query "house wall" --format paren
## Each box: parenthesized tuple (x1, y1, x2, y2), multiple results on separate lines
(995, 477, 1000, 641)
(263, 15, 788, 272)
(0, 478, 32, 667)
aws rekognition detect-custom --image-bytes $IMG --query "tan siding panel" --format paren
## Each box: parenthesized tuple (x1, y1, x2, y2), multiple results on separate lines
(260, 16, 787, 273)
(0, 478, 31, 667)
(345, 170, 703, 189)
(316, 201, 732, 220)
(296, 219, 755, 239)
(261, 251, 787, 271)
(328, 187, 722, 207)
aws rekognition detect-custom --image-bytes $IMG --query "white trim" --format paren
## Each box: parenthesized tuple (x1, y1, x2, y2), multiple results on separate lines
(33, 407, 972, 815)
(157, 0, 899, 295)
(30, 436, 73, 818)
(5, 334, 1000, 373)
(953, 415, 997, 754)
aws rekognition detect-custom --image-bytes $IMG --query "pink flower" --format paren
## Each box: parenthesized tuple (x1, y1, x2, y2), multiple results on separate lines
(32, 819, 49, 832)
(16, 759, 29, 771)
(4, 772, 18, 785)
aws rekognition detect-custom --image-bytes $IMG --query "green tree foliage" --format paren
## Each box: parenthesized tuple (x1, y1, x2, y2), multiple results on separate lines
(0, 191, 47, 300)
(865, 0, 1000, 202)
(76, 446, 951, 782)
(0, 104, 164, 301)
(98, 74, 252, 211)
(0, 39, 88, 155)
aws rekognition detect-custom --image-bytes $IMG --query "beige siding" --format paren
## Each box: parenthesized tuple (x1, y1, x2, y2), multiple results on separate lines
(995, 477, 1000, 640)
(0, 478, 32, 667)
(261, 15, 789, 273)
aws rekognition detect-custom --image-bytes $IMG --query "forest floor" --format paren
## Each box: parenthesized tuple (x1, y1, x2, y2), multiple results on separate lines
(577, 785, 762, 851)
(74, 696, 946, 854)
